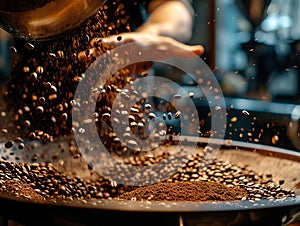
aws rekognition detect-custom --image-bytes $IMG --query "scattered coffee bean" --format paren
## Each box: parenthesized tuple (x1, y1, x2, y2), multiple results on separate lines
(174, 111, 181, 119)
(4, 140, 14, 149)
(9, 46, 17, 54)
(25, 42, 34, 50)
(148, 113, 156, 120)
(168, 112, 172, 120)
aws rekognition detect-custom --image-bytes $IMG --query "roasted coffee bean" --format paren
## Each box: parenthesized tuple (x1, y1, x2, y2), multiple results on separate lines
(9, 46, 17, 54)
(36, 66, 44, 74)
(4, 140, 14, 149)
(162, 113, 167, 120)
(145, 104, 151, 109)
(168, 112, 172, 120)
(57, 50, 64, 58)
(148, 113, 156, 120)
(36, 106, 44, 114)
(188, 92, 194, 98)
(174, 111, 181, 119)
(18, 143, 25, 149)
(48, 53, 57, 59)
(25, 42, 34, 50)
(173, 94, 181, 100)
(23, 67, 30, 73)
(30, 72, 38, 81)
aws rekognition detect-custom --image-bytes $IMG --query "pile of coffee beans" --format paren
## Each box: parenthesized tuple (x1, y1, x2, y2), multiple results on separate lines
(166, 149, 296, 201)
(0, 160, 131, 202)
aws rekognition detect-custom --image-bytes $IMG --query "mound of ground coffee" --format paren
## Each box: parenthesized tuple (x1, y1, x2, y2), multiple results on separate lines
(0, 179, 45, 202)
(117, 181, 248, 202)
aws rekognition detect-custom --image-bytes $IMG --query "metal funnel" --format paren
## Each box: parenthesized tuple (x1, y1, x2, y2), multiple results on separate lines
(0, 0, 105, 40)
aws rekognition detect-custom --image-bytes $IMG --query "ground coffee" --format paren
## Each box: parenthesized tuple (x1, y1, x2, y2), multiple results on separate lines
(117, 181, 248, 202)
(0, 179, 45, 202)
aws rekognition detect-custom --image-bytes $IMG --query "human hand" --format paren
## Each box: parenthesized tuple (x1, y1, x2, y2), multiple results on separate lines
(78, 32, 204, 62)
(99, 32, 204, 56)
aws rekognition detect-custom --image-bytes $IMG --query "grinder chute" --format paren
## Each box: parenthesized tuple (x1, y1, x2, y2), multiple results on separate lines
(0, 0, 106, 40)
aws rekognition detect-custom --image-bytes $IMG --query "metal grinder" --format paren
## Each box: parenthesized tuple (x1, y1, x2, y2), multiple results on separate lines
(0, 0, 105, 40)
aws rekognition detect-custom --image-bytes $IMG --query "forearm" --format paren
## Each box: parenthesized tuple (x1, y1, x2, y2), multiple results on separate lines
(137, 0, 194, 43)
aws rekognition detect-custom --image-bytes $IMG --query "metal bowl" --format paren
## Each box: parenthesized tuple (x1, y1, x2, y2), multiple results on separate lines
(0, 139, 299, 226)
(0, 0, 105, 40)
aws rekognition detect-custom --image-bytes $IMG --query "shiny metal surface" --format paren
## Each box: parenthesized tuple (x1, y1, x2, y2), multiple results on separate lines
(0, 0, 105, 40)
(0, 141, 299, 226)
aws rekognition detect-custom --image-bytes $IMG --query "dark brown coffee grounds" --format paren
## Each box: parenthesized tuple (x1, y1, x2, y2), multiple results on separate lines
(117, 181, 248, 202)
(0, 179, 45, 202)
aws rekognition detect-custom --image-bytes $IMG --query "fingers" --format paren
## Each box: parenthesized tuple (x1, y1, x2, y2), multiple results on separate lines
(162, 36, 204, 57)
(79, 34, 205, 62)
(189, 45, 205, 56)
(89, 36, 124, 50)
(100, 33, 136, 49)
(101, 36, 122, 49)
(179, 44, 205, 58)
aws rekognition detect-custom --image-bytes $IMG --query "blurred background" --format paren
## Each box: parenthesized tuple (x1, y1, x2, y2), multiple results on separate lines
(191, 0, 300, 102)
(0, 29, 10, 83)
(185, 0, 300, 151)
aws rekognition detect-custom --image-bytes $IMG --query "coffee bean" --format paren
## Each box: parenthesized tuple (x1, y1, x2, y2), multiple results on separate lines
(128, 115, 135, 122)
(130, 107, 139, 113)
(9, 46, 17, 54)
(36, 106, 44, 114)
(30, 72, 38, 81)
(148, 113, 156, 120)
(168, 112, 172, 120)
(162, 113, 167, 120)
(173, 94, 181, 100)
(174, 111, 181, 119)
(49, 53, 57, 59)
(18, 143, 25, 149)
(117, 36, 122, 41)
(87, 163, 94, 170)
(23, 67, 30, 73)
(4, 140, 14, 149)
(57, 50, 64, 58)
(25, 42, 34, 50)
(36, 66, 44, 74)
